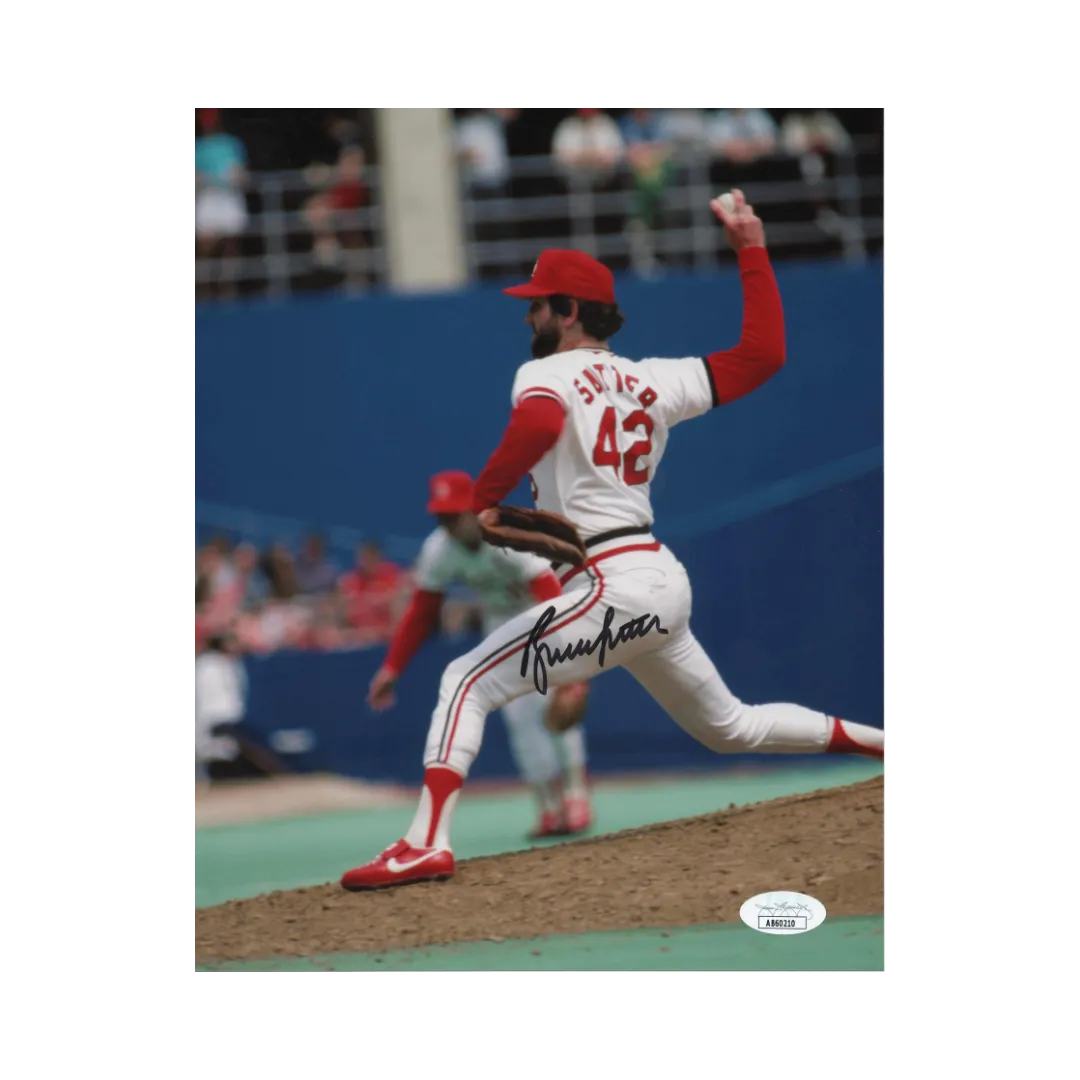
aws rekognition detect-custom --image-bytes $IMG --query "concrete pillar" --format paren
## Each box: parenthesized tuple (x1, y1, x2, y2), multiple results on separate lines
(376, 109, 467, 292)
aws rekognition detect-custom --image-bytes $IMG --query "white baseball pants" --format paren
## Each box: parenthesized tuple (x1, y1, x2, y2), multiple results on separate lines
(479, 612, 585, 786)
(423, 540, 858, 778)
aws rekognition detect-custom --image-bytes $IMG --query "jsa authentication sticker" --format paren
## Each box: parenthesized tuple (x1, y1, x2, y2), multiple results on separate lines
(739, 891, 827, 935)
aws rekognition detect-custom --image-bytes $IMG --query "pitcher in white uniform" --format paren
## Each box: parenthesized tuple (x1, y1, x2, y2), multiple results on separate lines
(367, 469, 593, 839)
(342, 190, 884, 892)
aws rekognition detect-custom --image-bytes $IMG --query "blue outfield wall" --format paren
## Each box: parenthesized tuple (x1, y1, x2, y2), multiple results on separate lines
(241, 469, 882, 782)
(197, 258, 883, 782)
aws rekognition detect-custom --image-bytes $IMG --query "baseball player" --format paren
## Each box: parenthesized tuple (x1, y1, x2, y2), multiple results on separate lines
(366, 468, 594, 838)
(341, 190, 884, 891)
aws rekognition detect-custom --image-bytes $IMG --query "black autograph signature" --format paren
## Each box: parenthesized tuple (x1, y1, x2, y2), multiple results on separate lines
(520, 605, 669, 694)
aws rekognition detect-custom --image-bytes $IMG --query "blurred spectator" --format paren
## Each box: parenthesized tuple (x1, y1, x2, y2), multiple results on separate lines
(297, 593, 351, 651)
(455, 109, 512, 194)
(232, 608, 266, 654)
(195, 109, 248, 300)
(620, 109, 676, 274)
(552, 109, 625, 186)
(195, 631, 248, 783)
(324, 112, 373, 157)
(780, 110, 855, 236)
(195, 630, 288, 782)
(552, 109, 628, 252)
(338, 541, 409, 645)
(781, 109, 853, 159)
(232, 542, 272, 607)
(228, 597, 304, 655)
(455, 109, 517, 274)
(707, 108, 778, 164)
(294, 533, 339, 595)
(657, 109, 709, 157)
(200, 536, 239, 594)
(195, 547, 216, 606)
(195, 538, 243, 634)
(302, 143, 369, 284)
(261, 543, 300, 600)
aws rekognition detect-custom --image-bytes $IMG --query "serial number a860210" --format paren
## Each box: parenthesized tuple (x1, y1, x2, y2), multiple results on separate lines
(762, 918, 797, 928)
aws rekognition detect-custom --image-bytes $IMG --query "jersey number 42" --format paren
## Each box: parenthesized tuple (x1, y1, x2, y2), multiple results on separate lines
(592, 406, 654, 486)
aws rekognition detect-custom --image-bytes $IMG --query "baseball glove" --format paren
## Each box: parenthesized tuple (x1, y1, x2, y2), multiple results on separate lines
(478, 506, 588, 568)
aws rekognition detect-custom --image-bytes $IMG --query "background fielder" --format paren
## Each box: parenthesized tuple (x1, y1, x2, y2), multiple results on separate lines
(342, 190, 884, 891)
(367, 469, 593, 838)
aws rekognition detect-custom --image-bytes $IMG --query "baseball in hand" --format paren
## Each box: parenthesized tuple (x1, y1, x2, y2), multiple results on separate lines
(716, 192, 736, 214)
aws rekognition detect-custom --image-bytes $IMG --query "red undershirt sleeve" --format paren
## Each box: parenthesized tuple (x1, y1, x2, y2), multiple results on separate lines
(383, 589, 443, 676)
(528, 570, 563, 602)
(703, 246, 786, 407)
(472, 396, 566, 511)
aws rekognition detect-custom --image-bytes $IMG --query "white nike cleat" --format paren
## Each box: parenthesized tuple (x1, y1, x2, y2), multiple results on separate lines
(340, 839, 455, 891)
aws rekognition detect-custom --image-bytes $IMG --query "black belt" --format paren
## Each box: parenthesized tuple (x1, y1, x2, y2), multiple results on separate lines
(551, 524, 653, 572)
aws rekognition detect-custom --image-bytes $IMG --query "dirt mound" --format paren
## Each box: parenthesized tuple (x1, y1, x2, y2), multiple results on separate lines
(196, 777, 883, 963)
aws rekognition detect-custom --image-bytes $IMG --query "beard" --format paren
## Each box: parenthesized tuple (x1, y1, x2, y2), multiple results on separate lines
(530, 326, 562, 359)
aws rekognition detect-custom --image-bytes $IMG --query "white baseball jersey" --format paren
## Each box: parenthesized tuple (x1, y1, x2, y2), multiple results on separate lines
(510, 347, 715, 537)
(412, 528, 553, 617)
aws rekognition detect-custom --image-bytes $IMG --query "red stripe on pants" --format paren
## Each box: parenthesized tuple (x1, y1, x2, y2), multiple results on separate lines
(439, 570, 606, 763)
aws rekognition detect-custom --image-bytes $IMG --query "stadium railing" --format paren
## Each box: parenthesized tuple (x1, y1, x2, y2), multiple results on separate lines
(194, 166, 388, 298)
(194, 136, 882, 299)
(460, 136, 883, 278)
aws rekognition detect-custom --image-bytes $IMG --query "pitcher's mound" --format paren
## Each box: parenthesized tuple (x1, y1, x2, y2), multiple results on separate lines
(196, 776, 883, 963)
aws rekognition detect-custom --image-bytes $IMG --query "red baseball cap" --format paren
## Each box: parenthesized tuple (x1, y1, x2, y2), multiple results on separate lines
(503, 249, 616, 305)
(427, 470, 474, 515)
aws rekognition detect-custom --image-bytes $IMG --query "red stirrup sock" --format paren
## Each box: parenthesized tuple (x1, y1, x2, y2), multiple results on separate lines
(826, 717, 884, 759)
(404, 765, 465, 850)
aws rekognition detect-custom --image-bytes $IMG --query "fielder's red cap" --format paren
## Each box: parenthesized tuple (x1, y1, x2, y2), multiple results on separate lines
(427, 470, 474, 515)
(503, 249, 616, 305)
